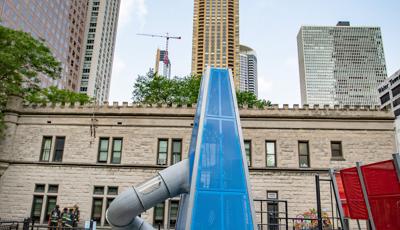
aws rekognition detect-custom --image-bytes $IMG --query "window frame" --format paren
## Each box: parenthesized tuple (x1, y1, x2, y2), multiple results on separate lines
(111, 138, 123, 164)
(52, 136, 65, 162)
(91, 197, 103, 223)
(331, 141, 344, 160)
(298, 141, 310, 168)
(44, 195, 58, 223)
(98, 137, 110, 163)
(266, 140, 277, 167)
(40, 136, 53, 162)
(153, 202, 165, 227)
(168, 200, 180, 229)
(244, 140, 252, 167)
(157, 139, 169, 166)
(171, 139, 182, 165)
(31, 195, 44, 222)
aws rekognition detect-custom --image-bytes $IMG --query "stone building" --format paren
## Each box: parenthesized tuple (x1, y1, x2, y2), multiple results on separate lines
(0, 97, 396, 229)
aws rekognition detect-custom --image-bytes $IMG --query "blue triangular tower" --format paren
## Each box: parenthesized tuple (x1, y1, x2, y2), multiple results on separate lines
(177, 67, 256, 229)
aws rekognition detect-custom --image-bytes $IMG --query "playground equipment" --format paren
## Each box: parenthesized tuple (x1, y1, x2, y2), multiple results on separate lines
(106, 68, 256, 229)
(330, 154, 400, 230)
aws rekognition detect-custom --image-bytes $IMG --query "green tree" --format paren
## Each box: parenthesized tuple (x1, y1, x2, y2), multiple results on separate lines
(25, 86, 92, 105)
(0, 25, 91, 135)
(132, 71, 271, 108)
(0, 25, 61, 134)
(236, 91, 272, 108)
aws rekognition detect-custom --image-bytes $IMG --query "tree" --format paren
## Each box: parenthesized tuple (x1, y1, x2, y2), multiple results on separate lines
(0, 25, 91, 135)
(132, 71, 271, 108)
(0, 25, 61, 135)
(236, 91, 272, 108)
(132, 72, 201, 105)
(25, 86, 92, 105)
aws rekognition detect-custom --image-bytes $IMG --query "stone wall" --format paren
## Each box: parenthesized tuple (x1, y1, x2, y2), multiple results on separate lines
(0, 97, 396, 228)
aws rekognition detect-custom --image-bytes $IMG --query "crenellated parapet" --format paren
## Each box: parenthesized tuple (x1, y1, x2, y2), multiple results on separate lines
(4, 95, 393, 120)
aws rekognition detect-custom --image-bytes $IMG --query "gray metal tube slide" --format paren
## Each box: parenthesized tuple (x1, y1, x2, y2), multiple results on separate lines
(106, 159, 189, 229)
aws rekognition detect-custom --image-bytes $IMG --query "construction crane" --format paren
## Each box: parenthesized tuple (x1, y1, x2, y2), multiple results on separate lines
(137, 33, 181, 74)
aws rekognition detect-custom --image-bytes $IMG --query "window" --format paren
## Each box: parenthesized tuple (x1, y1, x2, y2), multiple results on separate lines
(91, 198, 103, 223)
(35, 184, 45, 193)
(153, 202, 165, 227)
(107, 187, 118, 195)
(53, 137, 65, 162)
(331, 141, 343, 159)
(45, 196, 57, 222)
(92, 186, 118, 226)
(379, 92, 390, 104)
(31, 184, 59, 223)
(111, 138, 122, 164)
(298, 141, 310, 168)
(266, 141, 276, 167)
(157, 139, 168, 165)
(31, 196, 44, 222)
(40, 137, 52, 161)
(171, 140, 182, 165)
(104, 198, 114, 226)
(98, 138, 109, 163)
(244, 140, 251, 166)
(48, 185, 59, 193)
(94, 186, 105, 195)
(169, 200, 179, 228)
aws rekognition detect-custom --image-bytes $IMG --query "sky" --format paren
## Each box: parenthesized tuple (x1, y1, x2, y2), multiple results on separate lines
(109, 0, 400, 104)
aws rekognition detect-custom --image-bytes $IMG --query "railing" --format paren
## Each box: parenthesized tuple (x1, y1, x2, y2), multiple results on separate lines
(0, 218, 32, 230)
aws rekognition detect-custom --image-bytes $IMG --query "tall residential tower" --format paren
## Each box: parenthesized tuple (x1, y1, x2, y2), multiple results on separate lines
(191, 0, 240, 86)
(297, 22, 387, 106)
(79, 0, 120, 102)
(239, 45, 258, 97)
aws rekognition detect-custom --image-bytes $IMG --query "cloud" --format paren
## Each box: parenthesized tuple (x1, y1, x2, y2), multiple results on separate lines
(118, 0, 148, 30)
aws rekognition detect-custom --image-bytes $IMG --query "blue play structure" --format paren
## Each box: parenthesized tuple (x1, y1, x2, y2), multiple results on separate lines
(106, 68, 256, 230)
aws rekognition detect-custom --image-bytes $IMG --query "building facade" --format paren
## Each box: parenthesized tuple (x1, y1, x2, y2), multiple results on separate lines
(67, 0, 89, 91)
(378, 69, 400, 114)
(79, 0, 120, 102)
(155, 49, 171, 78)
(0, 97, 395, 229)
(0, 0, 88, 91)
(298, 21, 388, 106)
(378, 69, 400, 150)
(191, 0, 240, 86)
(239, 45, 258, 97)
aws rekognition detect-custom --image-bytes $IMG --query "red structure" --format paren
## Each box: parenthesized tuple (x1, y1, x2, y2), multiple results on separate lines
(335, 156, 400, 230)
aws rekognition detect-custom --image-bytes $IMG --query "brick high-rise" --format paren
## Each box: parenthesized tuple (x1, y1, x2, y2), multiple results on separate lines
(191, 0, 240, 87)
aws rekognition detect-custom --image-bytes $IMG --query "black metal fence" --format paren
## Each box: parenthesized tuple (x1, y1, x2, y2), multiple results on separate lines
(0, 218, 33, 230)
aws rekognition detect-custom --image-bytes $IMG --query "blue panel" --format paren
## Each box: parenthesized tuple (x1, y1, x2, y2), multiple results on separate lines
(224, 194, 253, 229)
(220, 72, 234, 117)
(221, 120, 245, 190)
(189, 68, 254, 230)
(191, 192, 222, 229)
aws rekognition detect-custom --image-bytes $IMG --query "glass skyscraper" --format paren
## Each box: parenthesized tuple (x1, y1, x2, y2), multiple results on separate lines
(0, 0, 88, 91)
(297, 22, 387, 106)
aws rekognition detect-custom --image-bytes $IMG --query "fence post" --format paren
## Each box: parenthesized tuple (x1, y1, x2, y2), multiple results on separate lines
(356, 162, 376, 230)
(315, 174, 323, 230)
(393, 153, 400, 182)
(328, 169, 348, 230)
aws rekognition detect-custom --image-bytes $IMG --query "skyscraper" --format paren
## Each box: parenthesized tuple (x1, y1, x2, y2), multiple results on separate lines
(191, 0, 240, 86)
(155, 49, 171, 78)
(79, 0, 120, 102)
(0, 0, 87, 91)
(298, 21, 387, 106)
(239, 45, 258, 97)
